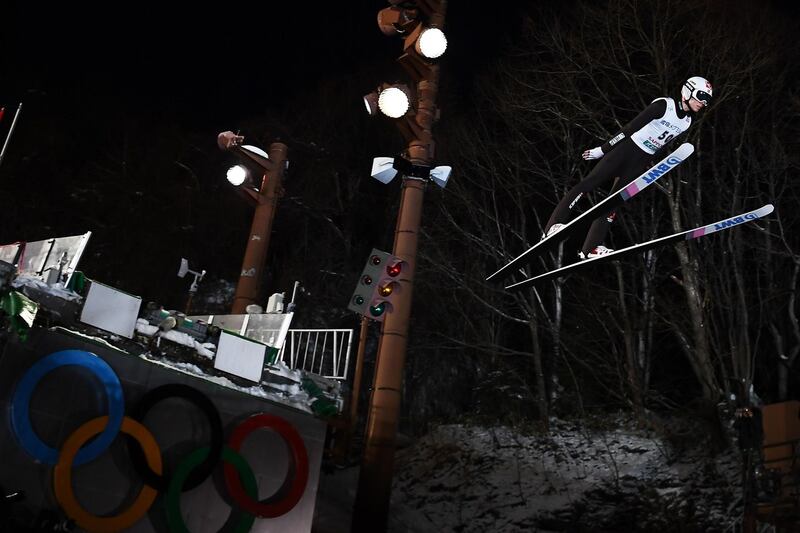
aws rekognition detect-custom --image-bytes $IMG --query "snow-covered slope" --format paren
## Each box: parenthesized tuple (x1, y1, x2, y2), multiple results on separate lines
(385, 420, 742, 532)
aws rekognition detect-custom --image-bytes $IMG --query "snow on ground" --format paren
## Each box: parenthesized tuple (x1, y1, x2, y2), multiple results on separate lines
(376, 419, 742, 532)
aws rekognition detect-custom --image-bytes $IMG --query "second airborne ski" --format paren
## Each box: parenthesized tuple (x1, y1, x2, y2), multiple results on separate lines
(504, 203, 775, 291)
(486, 142, 694, 282)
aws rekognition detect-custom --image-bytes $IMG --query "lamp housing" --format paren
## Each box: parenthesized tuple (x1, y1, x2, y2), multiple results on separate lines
(430, 165, 452, 188)
(364, 92, 379, 115)
(371, 157, 399, 184)
(377, 6, 419, 36)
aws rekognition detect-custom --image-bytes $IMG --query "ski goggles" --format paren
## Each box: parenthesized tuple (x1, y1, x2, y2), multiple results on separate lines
(691, 90, 712, 106)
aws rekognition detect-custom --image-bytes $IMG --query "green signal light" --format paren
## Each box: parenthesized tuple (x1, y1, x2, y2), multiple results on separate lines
(369, 302, 386, 317)
(353, 295, 365, 306)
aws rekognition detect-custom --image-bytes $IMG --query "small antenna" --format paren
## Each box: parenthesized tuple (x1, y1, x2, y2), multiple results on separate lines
(0, 102, 23, 171)
(178, 258, 206, 314)
(287, 280, 302, 312)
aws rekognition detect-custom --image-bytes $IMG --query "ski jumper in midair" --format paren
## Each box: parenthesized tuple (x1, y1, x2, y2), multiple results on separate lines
(543, 76, 714, 259)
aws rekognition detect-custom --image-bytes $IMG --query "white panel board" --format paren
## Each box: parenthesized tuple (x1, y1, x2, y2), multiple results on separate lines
(214, 331, 267, 382)
(0, 243, 21, 265)
(191, 313, 294, 349)
(6, 232, 92, 285)
(79, 280, 141, 338)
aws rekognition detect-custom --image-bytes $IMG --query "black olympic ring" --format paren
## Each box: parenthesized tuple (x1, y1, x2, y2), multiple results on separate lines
(126, 383, 224, 492)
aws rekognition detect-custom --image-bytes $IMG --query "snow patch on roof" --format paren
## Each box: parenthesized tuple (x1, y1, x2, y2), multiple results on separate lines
(138, 352, 313, 414)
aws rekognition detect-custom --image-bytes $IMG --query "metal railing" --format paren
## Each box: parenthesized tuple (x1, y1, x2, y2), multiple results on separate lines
(278, 329, 353, 381)
(192, 313, 354, 382)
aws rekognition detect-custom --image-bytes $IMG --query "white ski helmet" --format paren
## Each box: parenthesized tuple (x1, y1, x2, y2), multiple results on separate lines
(681, 76, 713, 106)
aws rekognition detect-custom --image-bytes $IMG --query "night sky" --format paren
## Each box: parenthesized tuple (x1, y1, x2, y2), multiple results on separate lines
(0, 1, 523, 134)
(0, 1, 529, 307)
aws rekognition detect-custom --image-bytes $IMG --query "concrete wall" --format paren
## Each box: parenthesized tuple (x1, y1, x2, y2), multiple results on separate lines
(0, 326, 326, 532)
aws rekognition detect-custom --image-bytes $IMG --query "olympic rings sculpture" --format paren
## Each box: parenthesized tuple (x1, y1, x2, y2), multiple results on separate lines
(9, 350, 310, 533)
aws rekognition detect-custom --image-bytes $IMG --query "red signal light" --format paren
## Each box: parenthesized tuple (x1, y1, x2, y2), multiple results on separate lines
(386, 262, 402, 277)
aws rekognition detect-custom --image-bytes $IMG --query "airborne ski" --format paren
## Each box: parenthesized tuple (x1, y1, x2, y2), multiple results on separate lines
(504, 203, 774, 291)
(486, 142, 695, 282)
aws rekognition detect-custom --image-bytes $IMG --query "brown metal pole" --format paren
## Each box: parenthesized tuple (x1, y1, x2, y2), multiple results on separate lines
(353, 178, 427, 531)
(231, 142, 287, 314)
(335, 315, 371, 464)
(353, 5, 445, 528)
(349, 317, 370, 433)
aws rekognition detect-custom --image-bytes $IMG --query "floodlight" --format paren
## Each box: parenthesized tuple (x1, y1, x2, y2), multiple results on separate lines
(240, 144, 268, 160)
(217, 131, 244, 150)
(430, 165, 452, 188)
(371, 157, 399, 184)
(364, 92, 379, 115)
(226, 165, 248, 186)
(238, 144, 271, 172)
(416, 28, 447, 59)
(378, 86, 411, 118)
(377, 6, 417, 36)
(218, 130, 272, 174)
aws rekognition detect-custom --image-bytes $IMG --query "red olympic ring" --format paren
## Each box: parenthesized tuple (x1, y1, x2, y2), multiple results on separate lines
(224, 413, 310, 518)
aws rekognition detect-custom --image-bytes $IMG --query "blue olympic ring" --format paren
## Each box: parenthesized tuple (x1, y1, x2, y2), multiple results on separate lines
(10, 350, 125, 466)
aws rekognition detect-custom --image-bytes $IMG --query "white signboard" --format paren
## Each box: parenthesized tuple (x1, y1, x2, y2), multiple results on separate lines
(79, 280, 141, 338)
(214, 331, 267, 382)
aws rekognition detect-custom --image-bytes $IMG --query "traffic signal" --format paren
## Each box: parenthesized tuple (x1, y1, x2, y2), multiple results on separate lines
(347, 248, 405, 322)
(367, 254, 404, 322)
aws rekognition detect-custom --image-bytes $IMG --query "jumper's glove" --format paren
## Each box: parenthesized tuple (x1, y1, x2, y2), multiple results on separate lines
(582, 146, 604, 160)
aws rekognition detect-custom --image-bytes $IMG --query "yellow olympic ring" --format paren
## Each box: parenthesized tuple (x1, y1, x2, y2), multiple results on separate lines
(53, 416, 163, 533)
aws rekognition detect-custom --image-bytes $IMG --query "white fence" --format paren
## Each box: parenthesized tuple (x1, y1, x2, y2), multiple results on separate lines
(278, 329, 354, 380)
(193, 313, 354, 381)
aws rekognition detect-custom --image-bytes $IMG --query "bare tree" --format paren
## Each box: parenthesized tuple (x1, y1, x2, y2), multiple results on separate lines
(417, 0, 800, 424)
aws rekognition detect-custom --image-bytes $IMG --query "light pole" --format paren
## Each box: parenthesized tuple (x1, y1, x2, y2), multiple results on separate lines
(353, 1, 448, 531)
(217, 131, 288, 314)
